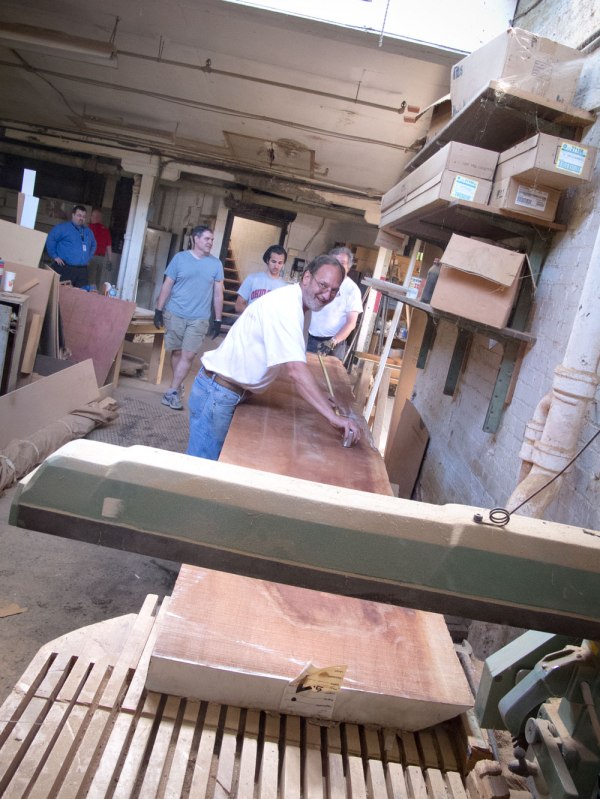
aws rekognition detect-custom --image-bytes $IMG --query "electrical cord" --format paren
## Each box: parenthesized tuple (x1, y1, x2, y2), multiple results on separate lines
(474, 428, 600, 527)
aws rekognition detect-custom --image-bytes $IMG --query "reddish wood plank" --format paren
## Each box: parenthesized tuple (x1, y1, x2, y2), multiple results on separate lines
(219, 354, 393, 495)
(58, 285, 136, 385)
(147, 566, 472, 731)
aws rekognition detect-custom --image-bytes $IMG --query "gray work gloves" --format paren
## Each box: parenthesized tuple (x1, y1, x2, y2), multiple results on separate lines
(318, 337, 337, 355)
(153, 308, 164, 329)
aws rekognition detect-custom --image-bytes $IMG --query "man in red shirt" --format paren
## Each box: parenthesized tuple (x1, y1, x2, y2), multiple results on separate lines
(88, 208, 113, 289)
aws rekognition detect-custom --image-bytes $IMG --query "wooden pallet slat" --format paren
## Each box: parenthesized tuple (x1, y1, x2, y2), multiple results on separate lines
(189, 702, 221, 799)
(237, 709, 261, 799)
(258, 712, 280, 799)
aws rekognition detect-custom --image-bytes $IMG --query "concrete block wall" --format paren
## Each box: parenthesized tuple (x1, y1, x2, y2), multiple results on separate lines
(414, 45, 600, 530)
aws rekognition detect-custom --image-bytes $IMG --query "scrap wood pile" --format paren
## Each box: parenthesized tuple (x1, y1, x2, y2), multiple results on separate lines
(0, 397, 118, 493)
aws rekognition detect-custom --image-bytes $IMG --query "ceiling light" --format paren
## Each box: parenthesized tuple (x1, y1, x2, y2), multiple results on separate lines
(76, 115, 175, 143)
(0, 22, 117, 66)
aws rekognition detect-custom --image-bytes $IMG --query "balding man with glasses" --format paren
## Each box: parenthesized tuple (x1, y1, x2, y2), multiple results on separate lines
(187, 254, 362, 460)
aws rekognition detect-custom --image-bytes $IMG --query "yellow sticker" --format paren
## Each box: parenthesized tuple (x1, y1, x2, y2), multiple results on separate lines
(280, 663, 347, 719)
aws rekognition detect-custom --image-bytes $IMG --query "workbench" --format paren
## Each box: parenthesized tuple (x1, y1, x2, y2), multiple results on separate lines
(112, 317, 166, 386)
(0, 595, 489, 798)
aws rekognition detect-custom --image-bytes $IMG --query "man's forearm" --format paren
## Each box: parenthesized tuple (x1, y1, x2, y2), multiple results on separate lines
(334, 312, 359, 344)
(213, 283, 224, 319)
(285, 361, 338, 425)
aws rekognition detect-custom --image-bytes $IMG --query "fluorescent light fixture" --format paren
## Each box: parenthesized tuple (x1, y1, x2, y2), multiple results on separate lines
(77, 115, 175, 143)
(0, 22, 117, 66)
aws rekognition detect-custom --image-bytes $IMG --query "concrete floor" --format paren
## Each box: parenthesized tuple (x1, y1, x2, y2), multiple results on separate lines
(0, 338, 393, 704)
(0, 342, 215, 705)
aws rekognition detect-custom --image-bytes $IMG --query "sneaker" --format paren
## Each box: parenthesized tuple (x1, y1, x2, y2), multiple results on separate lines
(179, 384, 185, 400)
(161, 389, 183, 410)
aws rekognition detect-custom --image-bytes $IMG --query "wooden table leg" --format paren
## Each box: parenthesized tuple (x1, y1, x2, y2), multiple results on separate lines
(147, 331, 166, 385)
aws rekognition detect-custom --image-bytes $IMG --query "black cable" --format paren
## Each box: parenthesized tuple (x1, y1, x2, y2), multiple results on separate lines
(474, 428, 600, 526)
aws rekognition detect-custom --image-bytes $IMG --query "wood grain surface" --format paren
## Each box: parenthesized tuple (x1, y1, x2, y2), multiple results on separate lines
(219, 354, 393, 495)
(147, 566, 473, 730)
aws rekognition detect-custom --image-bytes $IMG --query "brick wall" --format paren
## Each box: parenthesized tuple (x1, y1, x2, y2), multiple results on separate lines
(414, 46, 600, 529)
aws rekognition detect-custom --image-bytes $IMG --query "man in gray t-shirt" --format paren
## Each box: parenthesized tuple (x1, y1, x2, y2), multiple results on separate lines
(154, 225, 224, 409)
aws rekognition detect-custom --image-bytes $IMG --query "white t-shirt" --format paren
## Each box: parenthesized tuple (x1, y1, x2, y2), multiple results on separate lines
(238, 271, 287, 305)
(308, 276, 363, 338)
(202, 283, 306, 392)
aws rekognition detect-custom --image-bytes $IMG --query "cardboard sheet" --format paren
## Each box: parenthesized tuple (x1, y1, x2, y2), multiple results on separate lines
(0, 219, 47, 267)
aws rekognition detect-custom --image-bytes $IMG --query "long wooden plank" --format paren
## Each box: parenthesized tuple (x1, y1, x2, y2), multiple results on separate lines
(220, 354, 393, 496)
(0, 359, 98, 449)
(147, 565, 472, 730)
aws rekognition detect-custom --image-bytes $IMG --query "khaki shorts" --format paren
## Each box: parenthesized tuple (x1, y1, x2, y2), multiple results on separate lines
(164, 312, 209, 353)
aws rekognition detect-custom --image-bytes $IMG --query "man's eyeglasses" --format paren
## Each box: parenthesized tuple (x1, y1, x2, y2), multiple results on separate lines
(311, 276, 339, 294)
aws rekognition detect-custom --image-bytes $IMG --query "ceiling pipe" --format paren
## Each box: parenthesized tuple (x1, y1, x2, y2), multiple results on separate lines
(507, 219, 600, 518)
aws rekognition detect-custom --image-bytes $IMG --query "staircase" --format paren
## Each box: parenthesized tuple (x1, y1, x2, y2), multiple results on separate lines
(222, 247, 242, 333)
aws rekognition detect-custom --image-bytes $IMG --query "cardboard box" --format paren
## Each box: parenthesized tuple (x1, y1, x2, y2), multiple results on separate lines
(430, 234, 530, 329)
(489, 177, 561, 221)
(380, 170, 493, 229)
(451, 28, 583, 115)
(495, 132, 597, 190)
(382, 142, 498, 216)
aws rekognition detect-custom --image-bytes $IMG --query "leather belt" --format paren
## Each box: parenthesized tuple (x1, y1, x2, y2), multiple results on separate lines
(202, 368, 245, 396)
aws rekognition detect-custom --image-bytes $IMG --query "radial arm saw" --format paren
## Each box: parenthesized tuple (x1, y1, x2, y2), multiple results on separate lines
(9, 440, 600, 799)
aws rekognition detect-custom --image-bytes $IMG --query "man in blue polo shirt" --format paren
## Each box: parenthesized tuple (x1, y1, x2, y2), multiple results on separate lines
(46, 205, 96, 288)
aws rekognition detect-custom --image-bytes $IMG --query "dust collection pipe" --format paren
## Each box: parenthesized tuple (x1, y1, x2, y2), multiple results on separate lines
(508, 219, 600, 517)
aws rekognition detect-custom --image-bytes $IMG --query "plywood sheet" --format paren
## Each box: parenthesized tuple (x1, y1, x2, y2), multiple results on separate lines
(0, 359, 98, 448)
(58, 286, 136, 385)
(219, 354, 392, 495)
(7, 261, 55, 374)
(147, 566, 472, 731)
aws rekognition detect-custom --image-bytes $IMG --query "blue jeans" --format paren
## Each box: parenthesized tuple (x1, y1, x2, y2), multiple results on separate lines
(186, 368, 246, 460)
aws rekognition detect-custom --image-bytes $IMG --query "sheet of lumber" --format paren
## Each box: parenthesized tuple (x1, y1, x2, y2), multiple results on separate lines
(220, 354, 393, 496)
(385, 309, 428, 463)
(19, 312, 42, 375)
(0, 219, 47, 267)
(11, 440, 600, 638)
(58, 285, 136, 386)
(0, 359, 99, 449)
(147, 565, 472, 730)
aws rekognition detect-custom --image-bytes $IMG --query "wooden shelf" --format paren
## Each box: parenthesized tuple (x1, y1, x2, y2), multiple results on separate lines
(362, 278, 536, 345)
(406, 81, 596, 174)
(382, 199, 567, 248)
(374, 83, 594, 432)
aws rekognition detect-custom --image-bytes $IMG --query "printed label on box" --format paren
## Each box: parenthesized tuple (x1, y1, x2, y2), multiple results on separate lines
(555, 142, 587, 175)
(450, 175, 478, 202)
(515, 185, 549, 212)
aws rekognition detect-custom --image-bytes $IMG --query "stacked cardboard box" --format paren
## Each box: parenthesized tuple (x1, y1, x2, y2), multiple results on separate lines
(489, 133, 597, 221)
(450, 27, 583, 116)
(380, 142, 498, 229)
